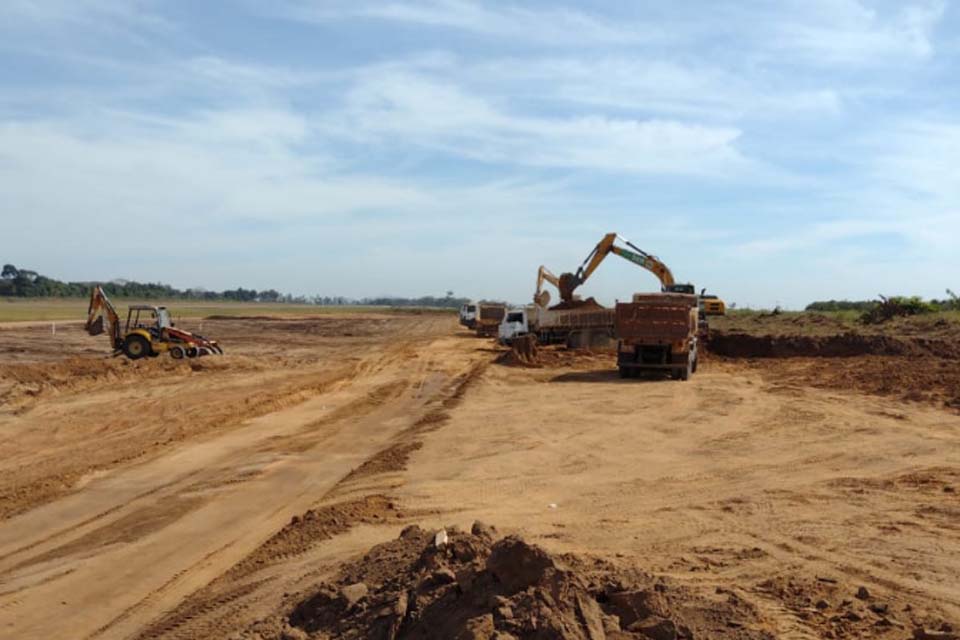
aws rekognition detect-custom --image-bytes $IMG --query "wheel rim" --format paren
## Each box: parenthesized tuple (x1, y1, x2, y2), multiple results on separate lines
(129, 341, 144, 356)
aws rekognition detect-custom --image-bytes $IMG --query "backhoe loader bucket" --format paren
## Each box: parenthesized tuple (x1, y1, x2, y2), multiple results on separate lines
(87, 316, 105, 336)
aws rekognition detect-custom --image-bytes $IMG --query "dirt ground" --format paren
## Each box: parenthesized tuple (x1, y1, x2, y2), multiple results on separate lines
(0, 312, 958, 639)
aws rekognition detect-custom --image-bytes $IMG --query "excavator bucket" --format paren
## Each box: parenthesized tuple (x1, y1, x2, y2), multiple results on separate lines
(87, 316, 105, 336)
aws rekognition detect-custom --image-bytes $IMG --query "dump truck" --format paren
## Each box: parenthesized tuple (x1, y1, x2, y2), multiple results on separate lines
(615, 292, 698, 380)
(474, 302, 507, 337)
(499, 303, 615, 348)
(459, 302, 478, 329)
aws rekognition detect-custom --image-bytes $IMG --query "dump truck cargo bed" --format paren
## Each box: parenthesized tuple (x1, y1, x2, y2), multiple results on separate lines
(615, 293, 699, 380)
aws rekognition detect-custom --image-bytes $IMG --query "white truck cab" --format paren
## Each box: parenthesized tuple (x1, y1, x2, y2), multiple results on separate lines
(498, 307, 530, 344)
(459, 302, 478, 329)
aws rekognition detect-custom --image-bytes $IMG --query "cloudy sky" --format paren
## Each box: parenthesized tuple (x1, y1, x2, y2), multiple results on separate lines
(2, 0, 958, 307)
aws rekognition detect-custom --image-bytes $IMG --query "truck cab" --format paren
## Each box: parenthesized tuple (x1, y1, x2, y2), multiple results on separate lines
(459, 302, 478, 329)
(499, 308, 530, 345)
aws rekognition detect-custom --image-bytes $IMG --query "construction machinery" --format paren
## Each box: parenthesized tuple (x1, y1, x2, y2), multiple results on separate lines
(498, 303, 614, 347)
(459, 302, 478, 329)
(534, 265, 562, 307)
(85, 286, 223, 360)
(616, 292, 699, 380)
(474, 302, 507, 337)
(558, 232, 725, 315)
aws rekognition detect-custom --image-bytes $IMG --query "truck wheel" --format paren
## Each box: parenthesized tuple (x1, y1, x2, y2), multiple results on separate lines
(691, 354, 698, 373)
(123, 335, 151, 360)
(679, 363, 691, 381)
(618, 366, 629, 379)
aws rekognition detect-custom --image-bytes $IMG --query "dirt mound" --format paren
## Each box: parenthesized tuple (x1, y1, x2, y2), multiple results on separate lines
(498, 335, 541, 368)
(550, 297, 606, 311)
(247, 524, 769, 640)
(498, 343, 615, 371)
(709, 331, 960, 359)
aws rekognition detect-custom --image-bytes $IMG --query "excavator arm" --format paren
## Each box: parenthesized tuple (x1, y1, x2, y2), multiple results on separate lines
(558, 233, 683, 301)
(86, 285, 122, 350)
(534, 265, 561, 307)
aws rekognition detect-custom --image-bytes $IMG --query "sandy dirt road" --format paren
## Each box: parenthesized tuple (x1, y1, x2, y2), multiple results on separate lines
(1, 316, 958, 638)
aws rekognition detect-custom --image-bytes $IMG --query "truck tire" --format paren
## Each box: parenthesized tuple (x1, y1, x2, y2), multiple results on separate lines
(679, 363, 691, 381)
(123, 335, 151, 360)
(618, 366, 629, 379)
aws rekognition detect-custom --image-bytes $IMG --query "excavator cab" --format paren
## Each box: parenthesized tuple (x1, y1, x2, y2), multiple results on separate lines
(664, 283, 696, 295)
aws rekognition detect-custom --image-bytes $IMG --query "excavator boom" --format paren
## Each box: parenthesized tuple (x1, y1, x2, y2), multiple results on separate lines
(86, 285, 122, 350)
(558, 232, 682, 302)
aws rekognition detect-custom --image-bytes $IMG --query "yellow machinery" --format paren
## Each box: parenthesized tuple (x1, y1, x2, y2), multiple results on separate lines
(534, 265, 561, 307)
(85, 286, 223, 359)
(559, 232, 726, 315)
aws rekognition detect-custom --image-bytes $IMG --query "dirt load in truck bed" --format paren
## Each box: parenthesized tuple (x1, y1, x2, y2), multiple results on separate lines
(550, 296, 605, 311)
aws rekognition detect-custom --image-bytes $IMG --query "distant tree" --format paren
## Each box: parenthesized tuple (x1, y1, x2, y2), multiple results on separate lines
(2, 264, 18, 279)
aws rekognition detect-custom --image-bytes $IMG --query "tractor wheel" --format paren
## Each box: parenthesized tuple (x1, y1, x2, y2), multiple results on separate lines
(170, 345, 186, 360)
(123, 335, 151, 360)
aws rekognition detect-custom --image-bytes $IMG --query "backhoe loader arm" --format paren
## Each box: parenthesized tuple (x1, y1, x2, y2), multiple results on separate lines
(558, 232, 679, 301)
(86, 285, 122, 350)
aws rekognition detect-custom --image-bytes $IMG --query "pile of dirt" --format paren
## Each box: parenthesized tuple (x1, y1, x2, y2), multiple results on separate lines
(497, 335, 541, 367)
(498, 343, 615, 370)
(550, 297, 606, 311)
(709, 331, 960, 359)
(246, 524, 770, 640)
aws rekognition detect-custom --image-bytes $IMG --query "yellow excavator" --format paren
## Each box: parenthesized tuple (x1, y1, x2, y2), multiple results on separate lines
(85, 285, 223, 359)
(534, 265, 562, 307)
(559, 232, 726, 315)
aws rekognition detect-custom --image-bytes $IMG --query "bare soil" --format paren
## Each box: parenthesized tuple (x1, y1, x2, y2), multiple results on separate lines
(0, 312, 958, 639)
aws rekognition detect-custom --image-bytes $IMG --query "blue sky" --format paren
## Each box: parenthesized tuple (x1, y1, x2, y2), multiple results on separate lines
(1, 0, 958, 308)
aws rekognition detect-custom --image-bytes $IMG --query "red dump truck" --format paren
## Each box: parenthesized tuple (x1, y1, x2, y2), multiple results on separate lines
(615, 292, 699, 380)
(475, 302, 507, 337)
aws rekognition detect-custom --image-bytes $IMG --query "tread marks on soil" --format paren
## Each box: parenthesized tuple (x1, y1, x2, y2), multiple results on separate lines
(126, 359, 490, 640)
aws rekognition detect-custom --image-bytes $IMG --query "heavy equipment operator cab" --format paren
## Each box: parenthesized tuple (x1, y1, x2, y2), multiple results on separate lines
(664, 283, 696, 295)
(125, 305, 172, 338)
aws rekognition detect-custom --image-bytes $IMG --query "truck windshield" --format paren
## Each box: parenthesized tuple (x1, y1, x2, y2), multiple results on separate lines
(506, 312, 524, 322)
(467, 305, 476, 313)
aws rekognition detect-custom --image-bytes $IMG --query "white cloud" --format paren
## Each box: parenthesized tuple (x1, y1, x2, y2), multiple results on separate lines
(273, 0, 657, 45)
(772, 0, 946, 64)
(323, 70, 752, 176)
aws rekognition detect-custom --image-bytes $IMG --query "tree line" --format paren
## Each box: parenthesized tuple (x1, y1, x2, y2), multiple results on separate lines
(805, 291, 960, 314)
(1, 264, 470, 309)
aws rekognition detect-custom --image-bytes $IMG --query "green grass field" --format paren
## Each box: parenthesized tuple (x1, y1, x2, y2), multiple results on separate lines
(0, 298, 453, 323)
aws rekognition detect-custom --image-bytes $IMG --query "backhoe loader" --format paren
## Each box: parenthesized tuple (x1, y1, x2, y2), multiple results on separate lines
(85, 286, 223, 360)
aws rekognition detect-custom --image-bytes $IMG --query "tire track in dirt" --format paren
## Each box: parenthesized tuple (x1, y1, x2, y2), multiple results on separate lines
(127, 358, 490, 640)
(0, 316, 449, 522)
